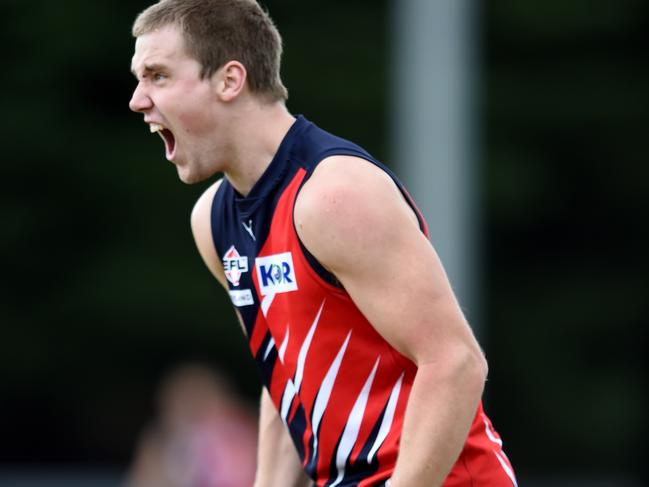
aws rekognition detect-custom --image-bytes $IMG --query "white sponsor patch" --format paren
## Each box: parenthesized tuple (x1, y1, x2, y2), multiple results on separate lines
(229, 289, 254, 307)
(255, 252, 298, 296)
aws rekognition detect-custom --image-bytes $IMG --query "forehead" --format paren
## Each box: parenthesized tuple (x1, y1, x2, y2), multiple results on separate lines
(131, 24, 188, 73)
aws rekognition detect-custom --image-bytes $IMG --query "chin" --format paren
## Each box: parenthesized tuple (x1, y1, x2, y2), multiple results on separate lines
(177, 166, 208, 185)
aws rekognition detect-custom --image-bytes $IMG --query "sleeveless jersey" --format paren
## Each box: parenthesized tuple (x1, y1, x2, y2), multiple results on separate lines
(210, 116, 517, 486)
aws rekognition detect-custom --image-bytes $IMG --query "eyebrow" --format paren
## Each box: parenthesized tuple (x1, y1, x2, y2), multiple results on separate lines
(131, 63, 167, 78)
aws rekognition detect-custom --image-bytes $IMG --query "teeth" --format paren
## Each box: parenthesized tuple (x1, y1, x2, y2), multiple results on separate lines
(149, 123, 164, 133)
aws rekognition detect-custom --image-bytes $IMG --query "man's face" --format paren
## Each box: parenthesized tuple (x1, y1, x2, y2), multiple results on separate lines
(130, 24, 221, 183)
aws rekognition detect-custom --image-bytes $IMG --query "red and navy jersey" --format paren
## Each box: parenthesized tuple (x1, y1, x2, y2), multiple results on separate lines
(210, 116, 517, 486)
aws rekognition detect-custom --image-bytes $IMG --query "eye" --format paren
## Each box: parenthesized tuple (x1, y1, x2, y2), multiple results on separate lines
(153, 73, 167, 82)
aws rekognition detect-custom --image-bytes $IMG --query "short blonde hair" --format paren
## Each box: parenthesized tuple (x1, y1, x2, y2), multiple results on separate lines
(133, 0, 288, 101)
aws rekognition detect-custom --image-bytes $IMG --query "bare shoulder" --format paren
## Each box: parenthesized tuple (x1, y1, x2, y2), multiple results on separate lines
(294, 155, 420, 274)
(191, 178, 224, 228)
(191, 178, 226, 286)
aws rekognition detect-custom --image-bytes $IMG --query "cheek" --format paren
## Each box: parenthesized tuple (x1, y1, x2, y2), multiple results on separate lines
(177, 105, 214, 136)
(173, 84, 214, 135)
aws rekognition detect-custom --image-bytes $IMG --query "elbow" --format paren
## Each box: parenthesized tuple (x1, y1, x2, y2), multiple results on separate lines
(450, 345, 489, 396)
(417, 344, 488, 395)
(475, 348, 489, 382)
(478, 354, 489, 394)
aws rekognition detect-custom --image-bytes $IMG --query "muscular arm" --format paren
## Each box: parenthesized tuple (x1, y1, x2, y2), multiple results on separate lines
(294, 157, 488, 487)
(191, 180, 310, 487)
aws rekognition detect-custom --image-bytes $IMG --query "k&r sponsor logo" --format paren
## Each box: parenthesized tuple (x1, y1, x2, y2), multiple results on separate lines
(255, 252, 298, 295)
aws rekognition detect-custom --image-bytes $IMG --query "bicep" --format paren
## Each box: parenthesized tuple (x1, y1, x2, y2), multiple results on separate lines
(338, 230, 471, 365)
(296, 158, 480, 365)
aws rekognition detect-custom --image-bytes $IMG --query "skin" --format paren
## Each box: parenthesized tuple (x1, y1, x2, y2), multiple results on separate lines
(129, 24, 295, 188)
(131, 22, 489, 487)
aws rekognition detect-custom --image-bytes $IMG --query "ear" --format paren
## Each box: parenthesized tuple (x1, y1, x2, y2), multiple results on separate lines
(214, 61, 247, 101)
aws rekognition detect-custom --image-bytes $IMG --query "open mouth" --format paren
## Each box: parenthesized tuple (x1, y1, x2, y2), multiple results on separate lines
(150, 123, 176, 160)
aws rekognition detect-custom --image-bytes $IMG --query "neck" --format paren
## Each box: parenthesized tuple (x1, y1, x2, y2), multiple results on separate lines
(222, 101, 296, 197)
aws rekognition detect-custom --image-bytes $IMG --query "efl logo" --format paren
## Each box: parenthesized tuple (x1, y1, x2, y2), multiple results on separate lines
(223, 245, 248, 286)
(255, 252, 298, 295)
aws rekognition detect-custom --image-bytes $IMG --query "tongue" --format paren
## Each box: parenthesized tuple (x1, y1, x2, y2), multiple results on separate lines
(160, 129, 176, 157)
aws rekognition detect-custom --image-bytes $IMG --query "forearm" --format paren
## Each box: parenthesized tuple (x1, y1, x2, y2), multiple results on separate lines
(254, 389, 311, 487)
(389, 356, 486, 487)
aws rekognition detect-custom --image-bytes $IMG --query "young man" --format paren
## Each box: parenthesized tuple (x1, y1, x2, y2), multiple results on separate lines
(129, 1, 517, 486)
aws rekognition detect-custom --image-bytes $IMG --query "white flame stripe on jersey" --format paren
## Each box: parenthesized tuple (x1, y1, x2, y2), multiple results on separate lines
(261, 292, 275, 317)
(311, 330, 353, 462)
(280, 301, 324, 423)
(280, 378, 298, 423)
(294, 300, 325, 391)
(278, 324, 290, 364)
(330, 357, 381, 487)
(367, 373, 404, 463)
(263, 337, 275, 361)
(494, 450, 518, 487)
(483, 415, 503, 446)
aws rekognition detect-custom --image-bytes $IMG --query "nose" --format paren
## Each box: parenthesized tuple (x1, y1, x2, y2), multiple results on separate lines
(129, 82, 153, 113)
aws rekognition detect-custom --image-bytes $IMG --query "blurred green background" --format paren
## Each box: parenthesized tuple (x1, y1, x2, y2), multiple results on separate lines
(1, 0, 647, 484)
